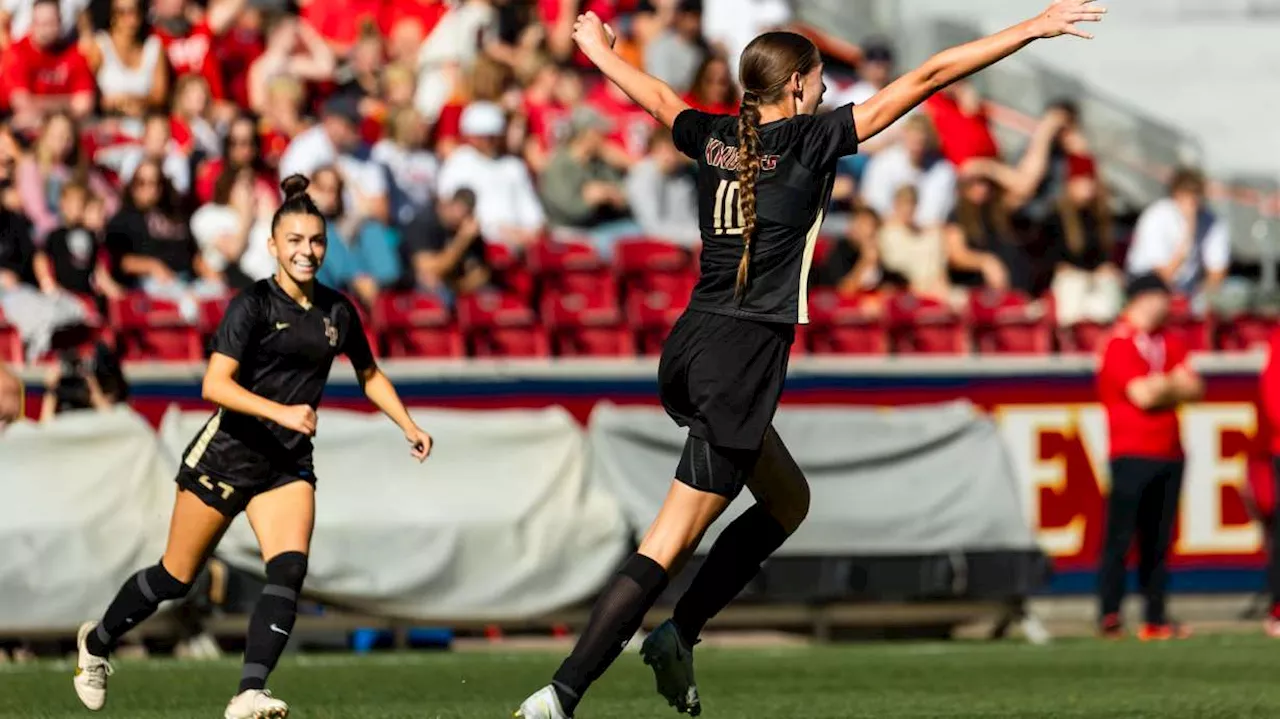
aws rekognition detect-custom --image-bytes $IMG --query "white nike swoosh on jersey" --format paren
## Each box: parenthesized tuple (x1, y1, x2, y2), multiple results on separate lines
(275, 322, 290, 331)
(269, 623, 289, 636)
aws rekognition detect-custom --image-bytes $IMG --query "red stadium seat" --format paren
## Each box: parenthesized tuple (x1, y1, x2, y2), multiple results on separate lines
(0, 307, 22, 363)
(456, 291, 549, 358)
(886, 293, 968, 355)
(342, 293, 380, 358)
(1165, 295, 1214, 352)
(1215, 313, 1275, 352)
(374, 291, 464, 358)
(1057, 321, 1112, 354)
(542, 283, 633, 358)
(614, 237, 693, 293)
(626, 275, 696, 355)
(484, 243, 535, 299)
(109, 293, 203, 361)
(196, 294, 233, 356)
(968, 290, 1053, 355)
(527, 238, 607, 275)
(528, 239, 611, 298)
(803, 289, 888, 355)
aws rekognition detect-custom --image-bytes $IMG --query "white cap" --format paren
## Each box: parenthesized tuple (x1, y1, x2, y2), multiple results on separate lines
(459, 102, 506, 138)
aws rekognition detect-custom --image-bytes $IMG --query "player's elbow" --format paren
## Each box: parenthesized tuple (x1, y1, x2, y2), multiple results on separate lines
(201, 374, 230, 405)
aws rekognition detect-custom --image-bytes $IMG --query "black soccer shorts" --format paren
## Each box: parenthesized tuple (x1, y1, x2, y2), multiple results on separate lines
(176, 465, 317, 517)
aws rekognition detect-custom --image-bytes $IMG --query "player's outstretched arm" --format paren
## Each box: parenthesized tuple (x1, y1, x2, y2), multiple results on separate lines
(852, 0, 1105, 142)
(356, 366, 433, 462)
(573, 11, 690, 129)
(203, 353, 318, 436)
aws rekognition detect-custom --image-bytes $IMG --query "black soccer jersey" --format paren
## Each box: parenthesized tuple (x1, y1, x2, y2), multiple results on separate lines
(672, 105, 859, 324)
(181, 278, 375, 479)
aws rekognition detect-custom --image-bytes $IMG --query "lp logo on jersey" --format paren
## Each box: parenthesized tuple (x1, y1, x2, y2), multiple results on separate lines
(323, 317, 339, 347)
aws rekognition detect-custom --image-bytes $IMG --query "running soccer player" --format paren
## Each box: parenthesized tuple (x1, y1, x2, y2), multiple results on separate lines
(73, 175, 434, 719)
(516, 3, 1106, 717)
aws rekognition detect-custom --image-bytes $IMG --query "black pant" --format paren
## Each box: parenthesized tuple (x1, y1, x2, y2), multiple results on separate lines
(1097, 457, 1184, 624)
(1269, 457, 1280, 605)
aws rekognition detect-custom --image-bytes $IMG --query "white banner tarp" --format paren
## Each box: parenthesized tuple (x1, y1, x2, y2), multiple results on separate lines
(0, 407, 172, 629)
(158, 406, 628, 620)
(588, 401, 1038, 556)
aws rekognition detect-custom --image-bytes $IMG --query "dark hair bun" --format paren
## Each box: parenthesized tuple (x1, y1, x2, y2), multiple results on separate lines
(280, 174, 310, 198)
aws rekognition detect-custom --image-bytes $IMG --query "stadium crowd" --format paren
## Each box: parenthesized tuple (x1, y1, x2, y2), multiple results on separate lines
(0, 0, 1259, 362)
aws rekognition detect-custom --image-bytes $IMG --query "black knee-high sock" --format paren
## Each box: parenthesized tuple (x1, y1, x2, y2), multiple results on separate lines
(671, 504, 789, 647)
(240, 552, 307, 693)
(552, 554, 669, 716)
(86, 562, 192, 657)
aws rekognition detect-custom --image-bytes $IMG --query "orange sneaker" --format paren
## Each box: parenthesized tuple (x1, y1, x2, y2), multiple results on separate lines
(1098, 613, 1124, 640)
(1137, 622, 1192, 641)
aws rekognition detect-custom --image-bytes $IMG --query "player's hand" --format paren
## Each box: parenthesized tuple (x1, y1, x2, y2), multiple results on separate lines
(572, 11, 616, 57)
(276, 404, 318, 436)
(405, 425, 433, 463)
(1031, 0, 1106, 40)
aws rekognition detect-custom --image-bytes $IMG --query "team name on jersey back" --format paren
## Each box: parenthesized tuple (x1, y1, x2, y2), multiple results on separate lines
(704, 138, 779, 173)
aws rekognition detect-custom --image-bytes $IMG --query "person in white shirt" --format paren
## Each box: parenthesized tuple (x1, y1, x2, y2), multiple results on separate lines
(116, 111, 191, 195)
(371, 107, 439, 229)
(189, 167, 276, 285)
(278, 95, 390, 225)
(1126, 168, 1230, 305)
(860, 115, 957, 227)
(625, 127, 700, 247)
(701, 0, 790, 78)
(414, 0, 498, 123)
(437, 101, 545, 248)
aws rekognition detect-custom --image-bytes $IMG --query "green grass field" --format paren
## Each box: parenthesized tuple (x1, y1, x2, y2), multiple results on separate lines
(5, 635, 1280, 718)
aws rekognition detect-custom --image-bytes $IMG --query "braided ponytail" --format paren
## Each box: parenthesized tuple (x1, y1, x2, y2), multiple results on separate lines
(734, 91, 763, 301)
(733, 31, 821, 301)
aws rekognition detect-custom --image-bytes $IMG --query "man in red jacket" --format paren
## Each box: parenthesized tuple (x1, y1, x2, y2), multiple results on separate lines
(0, 0, 95, 127)
(1257, 327, 1280, 636)
(1096, 274, 1204, 640)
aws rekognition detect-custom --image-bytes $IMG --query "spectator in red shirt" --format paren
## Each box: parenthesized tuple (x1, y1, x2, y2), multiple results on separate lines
(923, 81, 999, 168)
(1096, 273, 1204, 641)
(585, 77, 657, 164)
(213, 5, 266, 109)
(1, 0, 96, 128)
(1258, 328, 1280, 636)
(194, 114, 277, 205)
(150, 0, 244, 105)
(300, 0, 383, 56)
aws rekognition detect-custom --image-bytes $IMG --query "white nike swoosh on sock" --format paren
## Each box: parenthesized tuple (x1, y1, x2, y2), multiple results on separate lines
(269, 624, 289, 636)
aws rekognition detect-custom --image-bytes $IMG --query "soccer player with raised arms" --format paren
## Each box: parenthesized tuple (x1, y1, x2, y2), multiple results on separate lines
(516, 2, 1106, 717)
(72, 175, 434, 719)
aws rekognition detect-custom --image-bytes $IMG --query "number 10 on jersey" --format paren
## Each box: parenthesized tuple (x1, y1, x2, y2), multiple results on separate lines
(713, 179, 744, 236)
